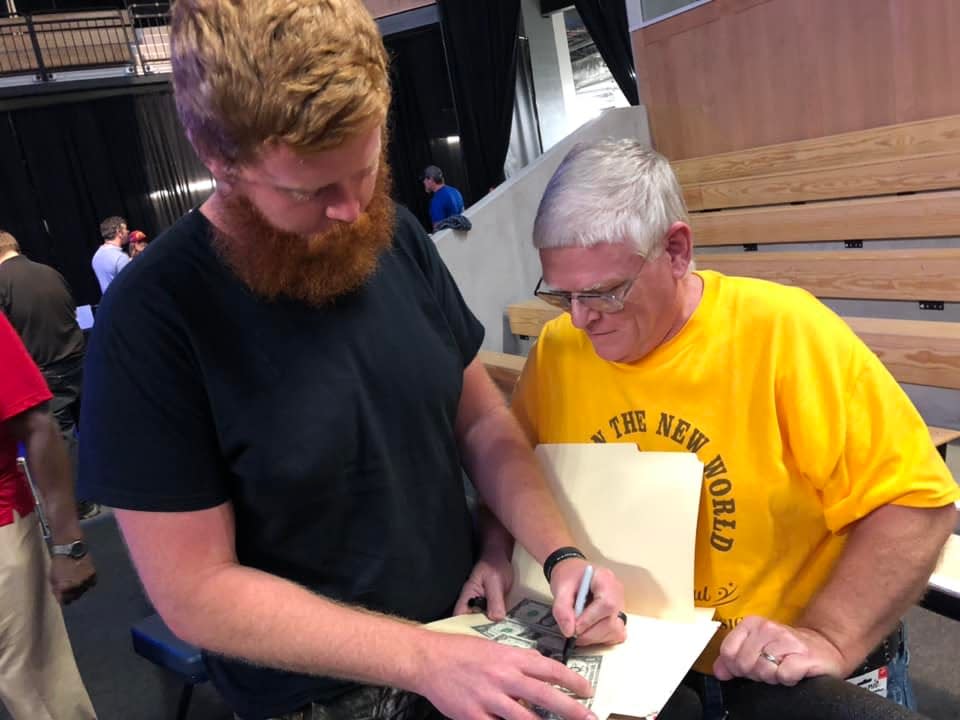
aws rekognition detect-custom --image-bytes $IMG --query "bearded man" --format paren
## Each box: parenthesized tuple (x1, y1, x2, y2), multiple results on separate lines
(76, 2, 630, 720)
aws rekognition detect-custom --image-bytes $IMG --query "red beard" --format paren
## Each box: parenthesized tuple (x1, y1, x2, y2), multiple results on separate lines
(211, 163, 396, 306)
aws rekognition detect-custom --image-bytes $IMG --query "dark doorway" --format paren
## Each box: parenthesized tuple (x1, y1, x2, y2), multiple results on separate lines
(383, 23, 467, 232)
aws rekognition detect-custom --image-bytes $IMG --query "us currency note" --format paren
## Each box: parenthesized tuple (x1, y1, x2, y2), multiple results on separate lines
(470, 599, 602, 719)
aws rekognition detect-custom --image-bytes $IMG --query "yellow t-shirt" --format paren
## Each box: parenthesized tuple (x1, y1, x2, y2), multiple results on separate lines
(512, 271, 959, 673)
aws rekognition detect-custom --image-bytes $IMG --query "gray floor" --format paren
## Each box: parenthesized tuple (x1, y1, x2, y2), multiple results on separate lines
(2, 449, 958, 720)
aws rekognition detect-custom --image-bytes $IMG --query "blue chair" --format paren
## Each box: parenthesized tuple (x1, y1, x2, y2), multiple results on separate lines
(131, 613, 208, 720)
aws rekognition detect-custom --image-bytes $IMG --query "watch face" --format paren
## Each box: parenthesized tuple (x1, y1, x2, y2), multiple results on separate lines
(68, 541, 87, 559)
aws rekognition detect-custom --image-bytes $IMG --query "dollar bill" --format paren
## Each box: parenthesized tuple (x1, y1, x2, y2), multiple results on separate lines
(468, 598, 602, 718)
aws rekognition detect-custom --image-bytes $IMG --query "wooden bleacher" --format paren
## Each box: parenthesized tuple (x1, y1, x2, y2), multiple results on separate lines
(684, 114, 960, 450)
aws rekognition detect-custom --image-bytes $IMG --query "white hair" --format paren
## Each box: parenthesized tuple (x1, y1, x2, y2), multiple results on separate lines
(533, 138, 689, 257)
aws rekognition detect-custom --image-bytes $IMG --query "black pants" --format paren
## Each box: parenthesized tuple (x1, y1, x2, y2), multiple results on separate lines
(40, 356, 83, 489)
(676, 672, 932, 720)
(237, 686, 443, 720)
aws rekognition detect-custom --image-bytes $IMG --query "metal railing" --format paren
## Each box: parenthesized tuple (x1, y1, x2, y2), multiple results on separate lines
(128, 2, 171, 75)
(0, 2, 170, 82)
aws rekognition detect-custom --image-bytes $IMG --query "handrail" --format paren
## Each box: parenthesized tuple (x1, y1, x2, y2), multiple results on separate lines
(0, 3, 171, 81)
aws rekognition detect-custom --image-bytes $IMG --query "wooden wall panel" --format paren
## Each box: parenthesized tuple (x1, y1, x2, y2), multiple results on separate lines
(632, 0, 960, 159)
(364, 0, 434, 19)
(690, 190, 960, 247)
(696, 249, 960, 302)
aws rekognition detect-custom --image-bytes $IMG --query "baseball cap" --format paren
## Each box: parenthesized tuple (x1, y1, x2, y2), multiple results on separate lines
(422, 165, 444, 182)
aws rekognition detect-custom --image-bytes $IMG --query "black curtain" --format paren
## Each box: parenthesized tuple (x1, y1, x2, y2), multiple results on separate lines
(573, 0, 641, 106)
(436, 0, 521, 203)
(384, 24, 465, 232)
(0, 88, 211, 306)
(132, 93, 214, 229)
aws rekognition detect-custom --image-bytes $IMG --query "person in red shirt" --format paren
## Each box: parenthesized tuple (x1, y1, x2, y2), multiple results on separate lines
(0, 312, 97, 718)
(127, 229, 149, 259)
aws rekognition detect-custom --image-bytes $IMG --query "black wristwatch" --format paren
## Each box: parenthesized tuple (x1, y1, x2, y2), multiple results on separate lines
(49, 540, 88, 560)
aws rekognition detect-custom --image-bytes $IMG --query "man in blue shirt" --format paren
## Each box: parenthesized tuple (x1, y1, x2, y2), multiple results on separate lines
(91, 216, 130, 294)
(423, 165, 464, 230)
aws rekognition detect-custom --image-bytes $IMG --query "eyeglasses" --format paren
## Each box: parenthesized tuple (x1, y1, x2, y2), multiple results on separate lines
(534, 271, 640, 314)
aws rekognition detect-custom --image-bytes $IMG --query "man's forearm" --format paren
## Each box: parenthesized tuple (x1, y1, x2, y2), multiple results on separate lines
(797, 503, 957, 669)
(460, 404, 575, 564)
(165, 562, 435, 691)
(15, 407, 82, 544)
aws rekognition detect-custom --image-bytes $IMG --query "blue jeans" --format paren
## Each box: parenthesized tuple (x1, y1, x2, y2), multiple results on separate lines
(693, 628, 916, 720)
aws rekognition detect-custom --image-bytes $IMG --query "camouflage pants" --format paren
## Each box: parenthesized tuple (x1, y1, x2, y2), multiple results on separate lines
(236, 685, 443, 720)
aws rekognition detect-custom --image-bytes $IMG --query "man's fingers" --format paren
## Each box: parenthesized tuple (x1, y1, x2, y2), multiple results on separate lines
(717, 617, 813, 683)
(523, 655, 594, 699)
(736, 623, 779, 677)
(573, 595, 617, 639)
(454, 575, 486, 615)
(453, 591, 472, 616)
(550, 587, 576, 637)
(513, 675, 596, 720)
(712, 656, 734, 681)
(716, 620, 751, 670)
(487, 694, 539, 720)
(483, 574, 507, 621)
(576, 609, 627, 647)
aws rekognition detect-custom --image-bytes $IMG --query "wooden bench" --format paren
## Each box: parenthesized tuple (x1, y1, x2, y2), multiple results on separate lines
(479, 350, 526, 398)
(479, 349, 960, 621)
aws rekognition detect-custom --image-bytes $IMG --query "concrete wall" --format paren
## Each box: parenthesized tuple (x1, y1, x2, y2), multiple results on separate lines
(434, 106, 651, 354)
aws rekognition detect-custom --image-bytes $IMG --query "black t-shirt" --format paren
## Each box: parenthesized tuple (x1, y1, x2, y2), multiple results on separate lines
(0, 255, 85, 368)
(78, 206, 484, 719)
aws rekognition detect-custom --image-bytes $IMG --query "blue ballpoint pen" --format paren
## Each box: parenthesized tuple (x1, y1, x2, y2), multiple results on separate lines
(561, 564, 594, 665)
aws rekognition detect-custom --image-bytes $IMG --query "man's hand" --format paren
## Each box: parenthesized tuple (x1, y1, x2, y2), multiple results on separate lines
(549, 559, 626, 647)
(454, 549, 514, 621)
(415, 632, 598, 720)
(713, 615, 846, 686)
(50, 554, 97, 605)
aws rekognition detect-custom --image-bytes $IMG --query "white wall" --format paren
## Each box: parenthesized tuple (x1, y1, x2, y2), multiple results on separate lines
(434, 106, 651, 353)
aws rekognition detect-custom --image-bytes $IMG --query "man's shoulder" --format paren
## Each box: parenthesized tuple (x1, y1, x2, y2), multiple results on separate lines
(390, 203, 431, 251)
(92, 243, 121, 267)
(707, 271, 855, 344)
(710, 271, 829, 317)
(15, 255, 66, 285)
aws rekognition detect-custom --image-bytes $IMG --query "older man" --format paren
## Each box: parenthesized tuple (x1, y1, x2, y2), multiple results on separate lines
(512, 138, 959, 719)
(77, 3, 626, 720)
